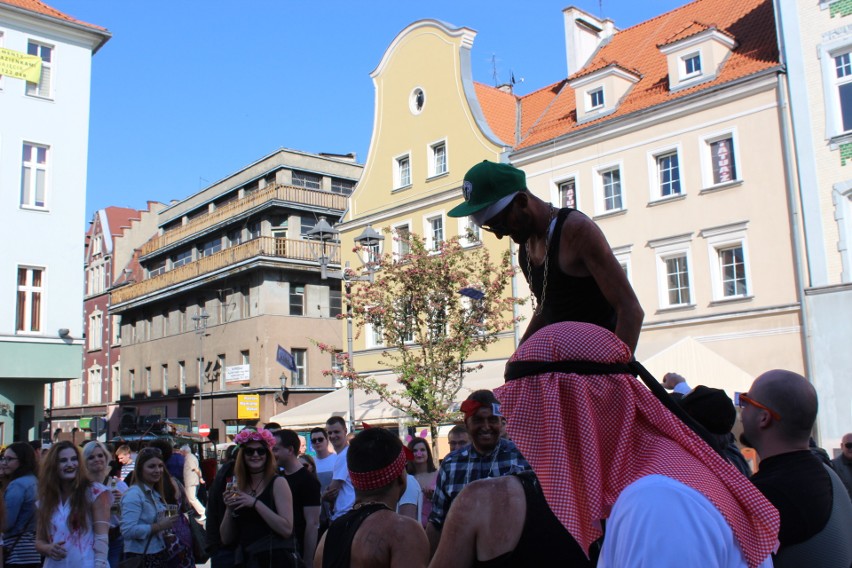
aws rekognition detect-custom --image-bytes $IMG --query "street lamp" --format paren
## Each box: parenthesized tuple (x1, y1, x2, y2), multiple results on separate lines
(307, 218, 384, 432)
(192, 309, 212, 456)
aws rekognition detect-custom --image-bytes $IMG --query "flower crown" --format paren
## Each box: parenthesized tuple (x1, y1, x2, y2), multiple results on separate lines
(234, 428, 276, 449)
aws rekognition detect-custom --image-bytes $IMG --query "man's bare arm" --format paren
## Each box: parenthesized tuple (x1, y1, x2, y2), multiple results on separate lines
(391, 518, 429, 568)
(302, 505, 321, 568)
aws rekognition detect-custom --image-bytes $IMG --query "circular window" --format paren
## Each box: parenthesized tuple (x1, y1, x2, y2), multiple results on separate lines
(410, 87, 425, 115)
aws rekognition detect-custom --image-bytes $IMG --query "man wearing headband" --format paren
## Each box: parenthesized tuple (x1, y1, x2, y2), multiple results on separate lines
(448, 160, 643, 352)
(314, 428, 428, 568)
(426, 390, 530, 555)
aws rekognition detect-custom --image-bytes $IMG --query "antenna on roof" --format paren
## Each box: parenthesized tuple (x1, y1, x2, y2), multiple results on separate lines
(491, 54, 499, 86)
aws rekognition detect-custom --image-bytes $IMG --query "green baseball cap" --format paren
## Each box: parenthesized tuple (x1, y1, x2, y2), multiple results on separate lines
(448, 161, 526, 218)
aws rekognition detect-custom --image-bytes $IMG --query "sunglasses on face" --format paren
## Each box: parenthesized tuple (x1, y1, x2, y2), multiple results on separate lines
(845, 443, 852, 450)
(243, 447, 267, 457)
(311, 437, 325, 444)
(738, 392, 782, 422)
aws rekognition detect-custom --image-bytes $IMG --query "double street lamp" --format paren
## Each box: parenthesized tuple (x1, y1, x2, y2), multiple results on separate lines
(307, 217, 384, 433)
(192, 309, 217, 457)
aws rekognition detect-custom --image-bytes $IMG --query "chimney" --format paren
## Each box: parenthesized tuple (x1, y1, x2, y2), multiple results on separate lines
(562, 7, 617, 77)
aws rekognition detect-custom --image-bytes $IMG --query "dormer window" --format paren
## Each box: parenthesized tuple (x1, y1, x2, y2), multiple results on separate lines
(589, 88, 605, 110)
(682, 53, 702, 78)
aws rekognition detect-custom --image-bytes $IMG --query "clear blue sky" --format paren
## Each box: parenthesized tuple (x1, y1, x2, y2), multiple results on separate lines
(49, 0, 687, 221)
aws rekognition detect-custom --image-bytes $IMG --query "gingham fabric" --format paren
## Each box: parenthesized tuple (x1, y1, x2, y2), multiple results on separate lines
(495, 322, 779, 568)
(349, 447, 407, 491)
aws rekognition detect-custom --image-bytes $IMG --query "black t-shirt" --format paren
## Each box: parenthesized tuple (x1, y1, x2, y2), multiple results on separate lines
(750, 450, 832, 547)
(284, 466, 321, 549)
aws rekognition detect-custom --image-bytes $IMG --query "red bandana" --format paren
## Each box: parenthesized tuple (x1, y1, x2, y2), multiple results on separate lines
(349, 447, 409, 491)
(495, 322, 779, 568)
(460, 399, 501, 420)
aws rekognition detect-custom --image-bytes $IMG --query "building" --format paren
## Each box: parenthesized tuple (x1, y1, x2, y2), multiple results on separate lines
(774, 0, 852, 449)
(338, 19, 518, 383)
(48, 204, 164, 439)
(0, 0, 109, 445)
(509, 0, 806, 396)
(109, 149, 362, 444)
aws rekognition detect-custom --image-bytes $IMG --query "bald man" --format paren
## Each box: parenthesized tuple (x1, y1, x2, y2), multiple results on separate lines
(741, 369, 852, 566)
(831, 433, 852, 500)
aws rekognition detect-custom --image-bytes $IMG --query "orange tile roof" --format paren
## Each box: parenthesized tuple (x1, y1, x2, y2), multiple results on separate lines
(473, 82, 518, 146)
(104, 207, 142, 239)
(503, 0, 778, 151)
(0, 0, 107, 32)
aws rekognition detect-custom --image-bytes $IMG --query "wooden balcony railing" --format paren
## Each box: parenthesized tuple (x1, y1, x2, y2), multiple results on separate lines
(112, 237, 339, 304)
(139, 183, 348, 256)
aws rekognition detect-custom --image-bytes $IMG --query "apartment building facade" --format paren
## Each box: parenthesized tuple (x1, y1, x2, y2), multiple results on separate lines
(0, 0, 109, 445)
(110, 149, 361, 443)
(775, 0, 852, 449)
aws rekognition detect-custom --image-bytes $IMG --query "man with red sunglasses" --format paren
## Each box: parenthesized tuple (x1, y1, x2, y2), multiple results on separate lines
(741, 369, 852, 566)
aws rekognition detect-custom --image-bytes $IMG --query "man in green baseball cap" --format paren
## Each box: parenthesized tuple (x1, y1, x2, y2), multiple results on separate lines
(449, 160, 643, 352)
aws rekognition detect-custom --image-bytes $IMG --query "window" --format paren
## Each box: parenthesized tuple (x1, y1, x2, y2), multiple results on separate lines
(241, 286, 251, 318)
(702, 223, 750, 301)
(395, 224, 411, 257)
(201, 237, 222, 257)
(657, 152, 682, 197)
(91, 235, 103, 256)
(25, 41, 52, 98)
(21, 143, 48, 208)
(301, 216, 317, 237)
(559, 179, 576, 209)
(161, 364, 169, 394)
(111, 315, 121, 345)
(88, 367, 102, 404)
(149, 259, 166, 277)
(145, 367, 152, 397)
(428, 216, 444, 251)
(329, 286, 342, 318)
(430, 142, 447, 177)
(241, 350, 250, 365)
(172, 249, 193, 268)
(837, 52, 852, 133)
(69, 379, 82, 405)
(683, 53, 702, 78)
(161, 310, 169, 337)
(112, 365, 120, 400)
(290, 284, 305, 315)
(396, 155, 411, 188)
(249, 221, 262, 240)
(589, 88, 604, 110)
(664, 255, 691, 306)
(598, 167, 623, 212)
(178, 361, 186, 393)
(331, 178, 355, 195)
(16, 266, 44, 332)
(292, 171, 322, 190)
(292, 349, 307, 386)
(459, 217, 480, 247)
(128, 369, 135, 399)
(705, 135, 738, 186)
(612, 246, 633, 283)
(88, 312, 103, 350)
(227, 228, 243, 247)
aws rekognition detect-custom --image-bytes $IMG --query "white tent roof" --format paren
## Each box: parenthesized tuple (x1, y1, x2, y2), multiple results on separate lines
(641, 337, 753, 397)
(269, 360, 506, 430)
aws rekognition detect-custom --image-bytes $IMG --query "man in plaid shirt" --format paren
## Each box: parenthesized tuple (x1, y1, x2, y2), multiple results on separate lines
(426, 389, 530, 554)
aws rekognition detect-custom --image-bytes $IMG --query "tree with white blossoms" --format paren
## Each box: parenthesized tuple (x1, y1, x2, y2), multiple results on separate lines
(318, 230, 521, 459)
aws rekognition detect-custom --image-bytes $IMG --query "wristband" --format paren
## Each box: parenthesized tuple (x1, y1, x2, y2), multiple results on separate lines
(253, 496, 259, 508)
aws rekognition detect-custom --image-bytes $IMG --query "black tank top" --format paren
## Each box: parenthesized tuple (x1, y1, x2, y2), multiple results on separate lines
(473, 471, 597, 567)
(322, 503, 389, 568)
(238, 478, 278, 548)
(519, 208, 616, 333)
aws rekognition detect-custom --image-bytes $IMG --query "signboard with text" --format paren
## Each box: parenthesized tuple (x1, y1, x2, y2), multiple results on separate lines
(225, 364, 250, 384)
(237, 394, 260, 419)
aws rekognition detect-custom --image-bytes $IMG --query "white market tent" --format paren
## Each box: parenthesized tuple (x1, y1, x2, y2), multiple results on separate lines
(269, 360, 506, 430)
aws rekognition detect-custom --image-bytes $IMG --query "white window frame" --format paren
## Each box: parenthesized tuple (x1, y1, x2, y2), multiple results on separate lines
(700, 129, 741, 189)
(70, 378, 83, 406)
(25, 40, 53, 99)
(647, 145, 684, 201)
(588, 87, 605, 111)
(54, 380, 67, 406)
(428, 140, 448, 178)
(161, 364, 169, 394)
(834, 182, 852, 283)
(457, 216, 481, 248)
(112, 365, 120, 400)
(701, 222, 751, 301)
(365, 313, 384, 349)
(178, 361, 186, 394)
(394, 153, 412, 189)
(681, 52, 702, 80)
(88, 366, 102, 405)
(650, 234, 695, 310)
(292, 348, 307, 386)
(21, 142, 49, 209)
(393, 222, 412, 258)
(554, 176, 579, 209)
(819, 34, 852, 139)
(16, 265, 45, 334)
(88, 310, 103, 351)
(611, 245, 633, 285)
(145, 367, 151, 397)
(424, 213, 445, 251)
(111, 315, 121, 346)
(128, 369, 135, 399)
(593, 162, 625, 215)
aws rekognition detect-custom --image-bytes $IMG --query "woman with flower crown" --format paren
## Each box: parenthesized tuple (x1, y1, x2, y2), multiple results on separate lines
(220, 428, 299, 567)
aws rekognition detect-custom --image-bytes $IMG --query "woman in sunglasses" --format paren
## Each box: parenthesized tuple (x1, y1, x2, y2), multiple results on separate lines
(2, 442, 40, 568)
(35, 441, 112, 568)
(220, 428, 297, 567)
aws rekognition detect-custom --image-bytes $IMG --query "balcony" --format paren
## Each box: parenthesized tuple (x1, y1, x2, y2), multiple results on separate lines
(139, 183, 348, 257)
(112, 237, 339, 305)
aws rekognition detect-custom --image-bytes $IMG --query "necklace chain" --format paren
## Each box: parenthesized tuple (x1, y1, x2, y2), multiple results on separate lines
(352, 501, 391, 511)
(526, 206, 557, 316)
(248, 475, 263, 496)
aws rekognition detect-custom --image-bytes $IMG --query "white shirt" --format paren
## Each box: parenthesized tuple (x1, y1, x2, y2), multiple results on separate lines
(330, 447, 354, 520)
(599, 475, 772, 568)
(396, 474, 422, 521)
(315, 453, 337, 495)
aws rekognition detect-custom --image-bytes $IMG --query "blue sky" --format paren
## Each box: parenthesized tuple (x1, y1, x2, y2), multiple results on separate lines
(49, 0, 687, 221)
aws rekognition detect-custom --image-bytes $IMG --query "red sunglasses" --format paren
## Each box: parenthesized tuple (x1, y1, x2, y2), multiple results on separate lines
(738, 392, 781, 422)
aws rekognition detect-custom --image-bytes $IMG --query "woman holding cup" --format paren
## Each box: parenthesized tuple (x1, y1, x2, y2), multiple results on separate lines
(83, 441, 127, 568)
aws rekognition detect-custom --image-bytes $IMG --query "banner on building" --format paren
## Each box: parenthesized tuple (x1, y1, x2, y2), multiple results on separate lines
(0, 48, 42, 83)
(237, 394, 260, 419)
(225, 364, 250, 384)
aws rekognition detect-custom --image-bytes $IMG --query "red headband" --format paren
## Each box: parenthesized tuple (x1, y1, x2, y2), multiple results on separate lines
(349, 447, 410, 491)
(460, 399, 502, 420)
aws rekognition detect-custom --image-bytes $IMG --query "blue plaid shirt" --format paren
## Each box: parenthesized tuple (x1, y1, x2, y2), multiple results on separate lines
(428, 438, 530, 528)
